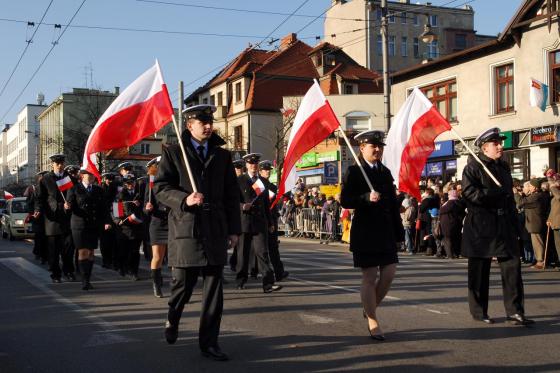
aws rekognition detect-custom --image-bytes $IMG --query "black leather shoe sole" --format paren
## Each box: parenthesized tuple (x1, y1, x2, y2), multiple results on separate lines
(473, 316, 494, 324)
(164, 322, 178, 344)
(201, 348, 229, 361)
(263, 285, 283, 293)
(507, 315, 535, 326)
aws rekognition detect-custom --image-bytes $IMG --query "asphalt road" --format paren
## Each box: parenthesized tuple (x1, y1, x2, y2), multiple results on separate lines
(1, 237, 559, 373)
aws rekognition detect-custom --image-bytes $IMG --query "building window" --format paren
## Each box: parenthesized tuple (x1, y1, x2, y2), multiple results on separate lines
(401, 37, 407, 57)
(388, 11, 395, 23)
(550, 50, 560, 104)
(344, 84, 354, 94)
(345, 111, 371, 133)
(495, 64, 514, 113)
(454, 34, 467, 50)
(420, 79, 458, 122)
(202, 98, 208, 104)
(401, 12, 407, 24)
(210, 95, 215, 106)
(430, 14, 438, 27)
(413, 38, 419, 58)
(428, 40, 438, 59)
(377, 35, 382, 56)
(234, 125, 243, 149)
(503, 149, 529, 181)
(413, 14, 419, 26)
(140, 143, 151, 154)
(235, 82, 242, 103)
(388, 36, 395, 56)
(217, 91, 223, 106)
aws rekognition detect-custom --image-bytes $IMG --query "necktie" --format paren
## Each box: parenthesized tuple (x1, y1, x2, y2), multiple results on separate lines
(197, 145, 205, 161)
(251, 175, 257, 183)
(87, 186, 91, 193)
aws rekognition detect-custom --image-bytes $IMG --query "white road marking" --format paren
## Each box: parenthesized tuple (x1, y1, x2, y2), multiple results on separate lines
(0, 257, 137, 346)
(299, 313, 338, 325)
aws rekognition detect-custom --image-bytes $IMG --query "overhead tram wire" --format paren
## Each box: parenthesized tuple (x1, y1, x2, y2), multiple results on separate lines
(0, 0, 55, 98)
(0, 0, 87, 124)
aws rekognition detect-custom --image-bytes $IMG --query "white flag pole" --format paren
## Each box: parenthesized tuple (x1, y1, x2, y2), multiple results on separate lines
(449, 127, 502, 187)
(338, 126, 376, 193)
(171, 114, 198, 193)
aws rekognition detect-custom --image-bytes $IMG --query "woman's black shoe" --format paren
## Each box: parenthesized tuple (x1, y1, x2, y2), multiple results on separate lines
(164, 321, 178, 344)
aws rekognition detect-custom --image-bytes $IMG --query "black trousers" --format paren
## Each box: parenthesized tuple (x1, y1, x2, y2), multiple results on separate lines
(100, 228, 116, 267)
(236, 231, 274, 287)
(33, 231, 48, 262)
(47, 233, 74, 279)
(168, 265, 223, 349)
(442, 234, 461, 258)
(268, 229, 284, 279)
(117, 238, 141, 275)
(467, 256, 525, 319)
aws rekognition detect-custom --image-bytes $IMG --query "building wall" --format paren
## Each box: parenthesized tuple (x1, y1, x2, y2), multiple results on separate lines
(248, 111, 282, 161)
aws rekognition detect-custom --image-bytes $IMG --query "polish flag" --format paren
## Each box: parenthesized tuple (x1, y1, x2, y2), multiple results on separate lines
(127, 214, 143, 224)
(268, 189, 276, 202)
(252, 178, 266, 196)
(112, 201, 125, 218)
(4, 191, 14, 200)
(272, 80, 340, 207)
(82, 61, 174, 182)
(56, 176, 74, 192)
(149, 175, 155, 189)
(382, 88, 451, 200)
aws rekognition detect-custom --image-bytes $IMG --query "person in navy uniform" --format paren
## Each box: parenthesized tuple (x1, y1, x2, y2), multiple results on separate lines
(341, 130, 404, 341)
(26, 171, 48, 265)
(154, 104, 241, 361)
(100, 172, 118, 269)
(144, 156, 169, 298)
(461, 127, 534, 326)
(64, 165, 80, 184)
(259, 160, 289, 282)
(236, 153, 282, 293)
(36, 154, 76, 283)
(229, 159, 246, 272)
(66, 169, 112, 290)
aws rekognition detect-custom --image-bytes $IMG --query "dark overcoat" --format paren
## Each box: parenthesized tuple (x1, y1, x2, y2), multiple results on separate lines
(461, 154, 519, 258)
(340, 158, 404, 254)
(25, 184, 44, 234)
(515, 191, 549, 234)
(154, 131, 241, 267)
(439, 199, 465, 237)
(36, 171, 72, 236)
(144, 182, 169, 223)
(238, 174, 272, 234)
(113, 188, 144, 240)
(66, 183, 110, 231)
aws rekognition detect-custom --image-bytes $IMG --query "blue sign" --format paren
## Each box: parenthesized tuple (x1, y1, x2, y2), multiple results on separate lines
(426, 162, 443, 176)
(323, 162, 339, 184)
(296, 168, 323, 177)
(429, 140, 454, 158)
(445, 160, 457, 170)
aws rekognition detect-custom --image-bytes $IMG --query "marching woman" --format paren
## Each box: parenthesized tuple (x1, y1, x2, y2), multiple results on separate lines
(340, 130, 404, 341)
(114, 174, 144, 281)
(66, 169, 112, 290)
(144, 156, 169, 297)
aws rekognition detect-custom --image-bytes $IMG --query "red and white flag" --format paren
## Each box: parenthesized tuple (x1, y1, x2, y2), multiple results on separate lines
(149, 175, 155, 189)
(272, 81, 340, 207)
(4, 191, 14, 200)
(56, 176, 74, 192)
(82, 61, 174, 181)
(252, 178, 266, 196)
(127, 214, 143, 224)
(382, 88, 451, 200)
(112, 201, 125, 218)
(268, 189, 276, 202)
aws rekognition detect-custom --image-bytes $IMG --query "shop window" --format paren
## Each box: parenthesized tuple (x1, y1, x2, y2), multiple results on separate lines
(420, 79, 457, 122)
(495, 63, 514, 113)
(550, 50, 560, 104)
(502, 149, 529, 181)
(235, 82, 242, 103)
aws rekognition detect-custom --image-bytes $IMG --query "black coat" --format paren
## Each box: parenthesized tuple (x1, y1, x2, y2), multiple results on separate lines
(154, 131, 241, 267)
(461, 154, 518, 258)
(439, 199, 465, 237)
(36, 171, 72, 236)
(238, 174, 272, 233)
(25, 184, 44, 234)
(340, 158, 404, 254)
(515, 191, 549, 234)
(113, 188, 144, 240)
(144, 182, 170, 222)
(66, 183, 111, 231)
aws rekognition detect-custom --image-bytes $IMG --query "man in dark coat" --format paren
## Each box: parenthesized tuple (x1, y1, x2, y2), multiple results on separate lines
(26, 171, 48, 264)
(100, 172, 118, 269)
(461, 127, 534, 326)
(36, 154, 75, 283)
(154, 104, 241, 361)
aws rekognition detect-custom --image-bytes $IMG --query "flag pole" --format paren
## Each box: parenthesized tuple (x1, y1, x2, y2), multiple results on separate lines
(337, 126, 376, 193)
(449, 127, 502, 187)
(171, 114, 198, 193)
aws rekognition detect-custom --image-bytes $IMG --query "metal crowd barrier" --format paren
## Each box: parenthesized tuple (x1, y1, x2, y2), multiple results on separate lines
(278, 207, 341, 242)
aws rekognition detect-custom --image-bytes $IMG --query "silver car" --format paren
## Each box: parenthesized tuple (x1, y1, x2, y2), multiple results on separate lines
(1, 197, 34, 241)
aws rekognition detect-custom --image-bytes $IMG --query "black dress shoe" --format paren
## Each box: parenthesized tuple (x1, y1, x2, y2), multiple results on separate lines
(65, 273, 76, 282)
(201, 346, 229, 361)
(276, 271, 289, 282)
(368, 326, 385, 341)
(507, 314, 535, 326)
(263, 284, 282, 293)
(164, 321, 178, 344)
(52, 277, 62, 284)
(473, 315, 494, 324)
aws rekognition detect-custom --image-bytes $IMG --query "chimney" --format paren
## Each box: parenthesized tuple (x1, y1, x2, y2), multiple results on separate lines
(114, 86, 120, 95)
(279, 33, 297, 51)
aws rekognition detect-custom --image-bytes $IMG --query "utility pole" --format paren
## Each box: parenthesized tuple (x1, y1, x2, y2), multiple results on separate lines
(381, 0, 391, 130)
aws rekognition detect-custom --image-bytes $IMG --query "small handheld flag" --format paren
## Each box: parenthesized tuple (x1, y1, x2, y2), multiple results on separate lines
(252, 178, 266, 196)
(149, 175, 155, 189)
(56, 176, 73, 192)
(112, 202, 125, 218)
(4, 191, 14, 200)
(268, 189, 276, 202)
(127, 214, 143, 224)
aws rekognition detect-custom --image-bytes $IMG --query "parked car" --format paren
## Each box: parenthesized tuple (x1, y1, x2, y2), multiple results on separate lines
(1, 197, 34, 241)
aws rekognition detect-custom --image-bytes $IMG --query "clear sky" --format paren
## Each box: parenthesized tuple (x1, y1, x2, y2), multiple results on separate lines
(0, 0, 522, 125)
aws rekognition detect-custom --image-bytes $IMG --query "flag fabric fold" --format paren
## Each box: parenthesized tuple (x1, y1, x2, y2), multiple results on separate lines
(529, 78, 548, 112)
(252, 178, 266, 196)
(56, 176, 74, 192)
(272, 80, 340, 207)
(149, 175, 155, 189)
(268, 189, 276, 202)
(127, 214, 143, 224)
(382, 88, 452, 200)
(4, 191, 14, 200)
(82, 60, 174, 181)
(112, 201, 125, 218)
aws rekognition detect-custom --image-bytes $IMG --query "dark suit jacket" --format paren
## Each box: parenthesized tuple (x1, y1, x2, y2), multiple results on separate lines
(66, 183, 111, 231)
(238, 173, 272, 234)
(36, 171, 72, 236)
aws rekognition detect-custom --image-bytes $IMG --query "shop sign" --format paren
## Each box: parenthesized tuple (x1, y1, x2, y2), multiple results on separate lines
(296, 152, 317, 167)
(445, 160, 457, 170)
(323, 161, 339, 184)
(296, 168, 323, 177)
(429, 140, 454, 158)
(320, 184, 341, 198)
(305, 175, 322, 185)
(502, 131, 513, 149)
(317, 150, 339, 162)
(422, 162, 443, 176)
(531, 125, 556, 145)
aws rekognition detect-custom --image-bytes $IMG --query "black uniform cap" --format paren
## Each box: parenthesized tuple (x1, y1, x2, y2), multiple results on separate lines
(242, 153, 262, 164)
(146, 156, 161, 168)
(118, 162, 133, 170)
(122, 173, 136, 183)
(232, 159, 245, 169)
(259, 160, 273, 170)
(183, 104, 216, 123)
(354, 130, 386, 146)
(474, 127, 507, 147)
(64, 165, 80, 173)
(101, 172, 116, 180)
(49, 154, 66, 163)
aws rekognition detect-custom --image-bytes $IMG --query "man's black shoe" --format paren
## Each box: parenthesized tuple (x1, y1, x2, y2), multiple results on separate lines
(51, 277, 61, 284)
(276, 271, 289, 282)
(164, 321, 178, 344)
(201, 346, 229, 361)
(473, 315, 494, 324)
(65, 273, 76, 282)
(507, 314, 535, 326)
(263, 284, 282, 293)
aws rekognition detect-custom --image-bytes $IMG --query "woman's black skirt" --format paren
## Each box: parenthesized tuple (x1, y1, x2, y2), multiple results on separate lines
(352, 251, 399, 269)
(149, 217, 168, 245)
(72, 228, 100, 250)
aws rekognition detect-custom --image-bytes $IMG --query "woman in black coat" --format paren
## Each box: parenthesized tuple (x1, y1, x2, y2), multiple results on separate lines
(340, 130, 404, 341)
(66, 169, 111, 290)
(438, 189, 465, 258)
(113, 174, 144, 281)
(144, 157, 169, 297)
